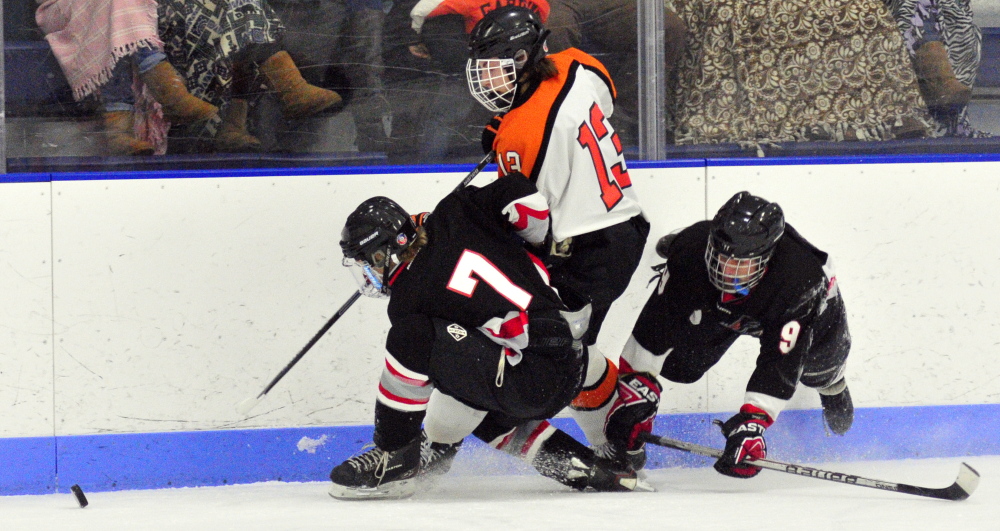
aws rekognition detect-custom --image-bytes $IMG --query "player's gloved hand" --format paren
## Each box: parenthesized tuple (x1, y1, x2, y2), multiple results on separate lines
(605, 372, 662, 462)
(537, 234, 572, 269)
(713, 405, 773, 478)
(481, 114, 504, 155)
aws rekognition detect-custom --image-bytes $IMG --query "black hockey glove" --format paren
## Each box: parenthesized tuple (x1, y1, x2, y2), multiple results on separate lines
(527, 309, 576, 360)
(605, 372, 662, 455)
(481, 114, 504, 155)
(713, 405, 773, 478)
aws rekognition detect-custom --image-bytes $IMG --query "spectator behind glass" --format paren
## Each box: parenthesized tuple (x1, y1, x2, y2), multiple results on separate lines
(35, 0, 345, 156)
(886, 0, 989, 138)
(264, 0, 393, 154)
(158, 0, 344, 154)
(35, 0, 217, 155)
(666, 0, 936, 146)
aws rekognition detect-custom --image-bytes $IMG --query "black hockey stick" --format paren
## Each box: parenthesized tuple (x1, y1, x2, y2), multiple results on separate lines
(639, 432, 980, 501)
(237, 152, 496, 416)
(454, 151, 495, 192)
(238, 290, 362, 415)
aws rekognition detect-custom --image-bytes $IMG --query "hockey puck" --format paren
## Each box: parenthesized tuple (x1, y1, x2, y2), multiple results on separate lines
(70, 484, 89, 508)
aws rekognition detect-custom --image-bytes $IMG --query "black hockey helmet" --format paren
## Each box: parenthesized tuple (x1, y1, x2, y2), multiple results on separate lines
(466, 6, 550, 112)
(704, 192, 785, 294)
(340, 196, 417, 298)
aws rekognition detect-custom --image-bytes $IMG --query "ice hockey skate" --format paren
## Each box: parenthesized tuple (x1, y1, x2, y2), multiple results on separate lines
(328, 437, 420, 500)
(534, 430, 654, 492)
(419, 432, 462, 480)
(820, 379, 854, 435)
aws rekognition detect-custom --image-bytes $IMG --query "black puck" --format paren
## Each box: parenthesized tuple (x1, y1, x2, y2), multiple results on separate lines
(70, 484, 89, 508)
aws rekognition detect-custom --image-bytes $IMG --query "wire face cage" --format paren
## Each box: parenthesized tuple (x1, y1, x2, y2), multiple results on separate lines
(704, 241, 771, 295)
(466, 58, 518, 113)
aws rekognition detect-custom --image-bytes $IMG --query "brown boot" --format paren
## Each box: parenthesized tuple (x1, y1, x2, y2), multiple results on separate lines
(140, 62, 219, 124)
(214, 99, 263, 152)
(102, 111, 155, 155)
(259, 51, 342, 119)
(914, 41, 972, 109)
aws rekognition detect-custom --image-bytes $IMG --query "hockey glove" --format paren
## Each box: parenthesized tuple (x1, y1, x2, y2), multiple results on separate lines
(540, 234, 573, 269)
(713, 405, 773, 478)
(605, 372, 662, 461)
(481, 114, 504, 155)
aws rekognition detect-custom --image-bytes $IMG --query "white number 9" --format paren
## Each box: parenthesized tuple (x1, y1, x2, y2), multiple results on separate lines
(778, 321, 801, 354)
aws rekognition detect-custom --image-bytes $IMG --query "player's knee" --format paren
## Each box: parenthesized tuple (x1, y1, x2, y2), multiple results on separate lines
(571, 350, 618, 411)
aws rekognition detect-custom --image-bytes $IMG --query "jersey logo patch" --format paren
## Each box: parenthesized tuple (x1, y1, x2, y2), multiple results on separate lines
(689, 310, 702, 325)
(446, 324, 468, 341)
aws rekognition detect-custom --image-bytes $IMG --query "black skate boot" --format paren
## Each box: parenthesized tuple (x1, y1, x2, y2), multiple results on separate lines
(533, 430, 654, 492)
(419, 431, 462, 479)
(328, 437, 420, 500)
(819, 380, 854, 435)
(594, 441, 647, 472)
(626, 444, 647, 471)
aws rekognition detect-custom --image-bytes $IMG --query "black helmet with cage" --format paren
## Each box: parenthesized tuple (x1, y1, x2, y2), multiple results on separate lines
(340, 196, 417, 298)
(466, 5, 550, 113)
(705, 191, 785, 295)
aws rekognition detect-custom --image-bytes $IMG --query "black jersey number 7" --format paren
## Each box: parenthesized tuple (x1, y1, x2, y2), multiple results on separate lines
(577, 102, 632, 211)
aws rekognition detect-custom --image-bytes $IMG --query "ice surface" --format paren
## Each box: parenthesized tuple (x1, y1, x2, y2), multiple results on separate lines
(3, 455, 997, 531)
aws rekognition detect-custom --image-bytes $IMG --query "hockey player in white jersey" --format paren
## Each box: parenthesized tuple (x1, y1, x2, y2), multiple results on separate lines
(466, 5, 651, 468)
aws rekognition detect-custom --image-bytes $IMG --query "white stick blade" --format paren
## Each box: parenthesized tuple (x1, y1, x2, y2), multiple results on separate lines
(956, 462, 981, 497)
(237, 395, 262, 416)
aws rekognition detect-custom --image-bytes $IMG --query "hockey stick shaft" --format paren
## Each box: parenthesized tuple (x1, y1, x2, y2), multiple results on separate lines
(238, 291, 362, 415)
(639, 432, 979, 501)
(454, 151, 495, 193)
(239, 155, 496, 415)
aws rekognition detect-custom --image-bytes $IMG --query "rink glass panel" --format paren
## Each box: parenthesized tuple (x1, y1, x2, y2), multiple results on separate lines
(3, 1, 1000, 172)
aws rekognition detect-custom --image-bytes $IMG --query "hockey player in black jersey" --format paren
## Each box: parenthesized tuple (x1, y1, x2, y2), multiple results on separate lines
(328, 175, 647, 500)
(603, 191, 854, 478)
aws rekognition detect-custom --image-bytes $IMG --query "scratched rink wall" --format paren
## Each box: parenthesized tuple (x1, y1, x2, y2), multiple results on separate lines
(1, 156, 999, 494)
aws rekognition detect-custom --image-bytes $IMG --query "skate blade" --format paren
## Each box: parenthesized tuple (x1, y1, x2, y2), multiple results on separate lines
(633, 476, 656, 492)
(620, 474, 656, 493)
(328, 479, 416, 501)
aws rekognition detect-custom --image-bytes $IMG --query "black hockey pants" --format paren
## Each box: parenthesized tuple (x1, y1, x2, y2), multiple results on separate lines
(548, 214, 649, 346)
(428, 318, 587, 421)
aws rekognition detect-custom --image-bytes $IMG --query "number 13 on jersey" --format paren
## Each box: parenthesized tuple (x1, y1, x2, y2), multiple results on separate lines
(578, 102, 631, 211)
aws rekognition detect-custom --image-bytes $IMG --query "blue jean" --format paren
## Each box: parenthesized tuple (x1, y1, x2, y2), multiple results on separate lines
(100, 46, 167, 111)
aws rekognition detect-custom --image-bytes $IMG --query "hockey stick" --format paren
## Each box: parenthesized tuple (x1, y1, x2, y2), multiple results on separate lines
(639, 432, 980, 501)
(237, 152, 496, 416)
(454, 151, 495, 192)
(238, 290, 362, 416)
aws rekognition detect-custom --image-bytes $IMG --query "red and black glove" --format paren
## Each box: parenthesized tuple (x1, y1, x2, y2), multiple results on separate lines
(605, 372, 662, 457)
(481, 114, 504, 155)
(713, 405, 773, 478)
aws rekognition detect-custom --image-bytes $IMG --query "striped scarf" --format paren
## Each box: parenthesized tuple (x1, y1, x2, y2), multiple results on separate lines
(36, 0, 162, 101)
